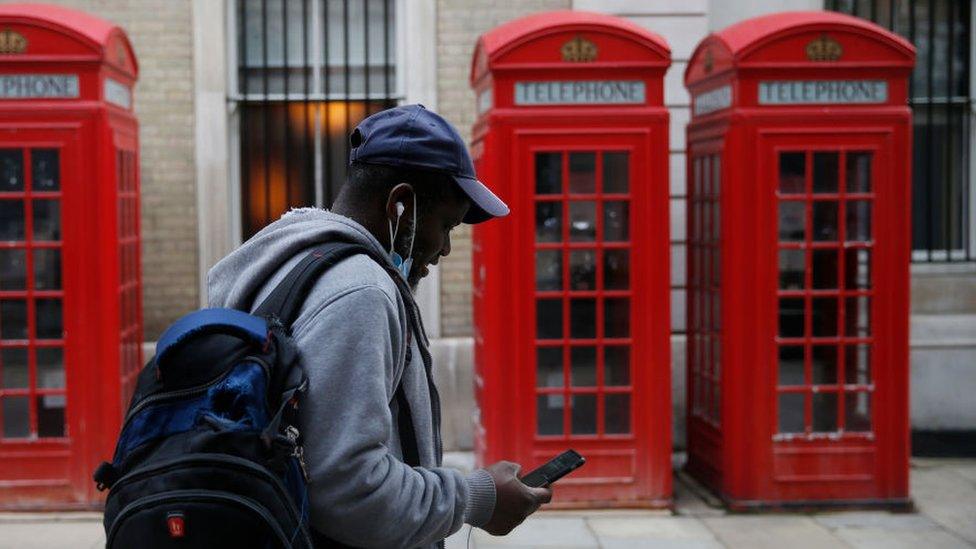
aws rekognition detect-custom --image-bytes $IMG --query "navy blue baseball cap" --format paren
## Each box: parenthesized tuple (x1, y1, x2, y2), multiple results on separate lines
(349, 104, 509, 224)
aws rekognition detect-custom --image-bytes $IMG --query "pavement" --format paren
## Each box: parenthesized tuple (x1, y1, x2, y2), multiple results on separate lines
(0, 457, 973, 548)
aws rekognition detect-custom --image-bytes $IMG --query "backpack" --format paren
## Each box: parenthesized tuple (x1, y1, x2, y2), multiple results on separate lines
(94, 241, 421, 549)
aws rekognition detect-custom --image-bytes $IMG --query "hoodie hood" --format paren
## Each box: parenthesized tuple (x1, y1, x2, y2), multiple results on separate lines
(207, 208, 394, 311)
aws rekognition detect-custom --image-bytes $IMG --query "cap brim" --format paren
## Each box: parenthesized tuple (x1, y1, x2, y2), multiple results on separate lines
(456, 176, 510, 224)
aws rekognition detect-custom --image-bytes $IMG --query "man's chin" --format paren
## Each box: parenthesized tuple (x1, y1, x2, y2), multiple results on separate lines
(408, 265, 430, 292)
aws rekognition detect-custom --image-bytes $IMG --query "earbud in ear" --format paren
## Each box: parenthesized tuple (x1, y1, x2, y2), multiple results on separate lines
(396, 202, 405, 218)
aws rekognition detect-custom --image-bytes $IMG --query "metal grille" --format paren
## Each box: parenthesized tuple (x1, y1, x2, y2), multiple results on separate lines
(233, 0, 399, 238)
(829, 0, 974, 262)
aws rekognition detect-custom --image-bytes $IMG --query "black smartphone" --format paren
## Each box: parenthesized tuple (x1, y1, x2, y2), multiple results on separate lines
(519, 449, 585, 488)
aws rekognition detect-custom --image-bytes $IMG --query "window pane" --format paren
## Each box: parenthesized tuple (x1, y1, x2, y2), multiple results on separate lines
(32, 200, 61, 241)
(570, 298, 596, 339)
(568, 152, 596, 194)
(571, 394, 597, 435)
(778, 345, 805, 386)
(535, 250, 562, 291)
(536, 347, 563, 388)
(604, 298, 629, 338)
(0, 201, 25, 241)
(813, 152, 839, 193)
(37, 394, 65, 438)
(536, 299, 563, 340)
(0, 347, 28, 388)
(535, 202, 562, 243)
(779, 152, 805, 193)
(603, 201, 629, 241)
(537, 394, 563, 435)
(36, 299, 62, 339)
(845, 392, 871, 432)
(2, 396, 29, 438)
(569, 250, 596, 290)
(845, 344, 871, 385)
(845, 296, 871, 337)
(812, 249, 838, 289)
(605, 394, 630, 434)
(570, 346, 597, 386)
(779, 298, 805, 338)
(779, 249, 805, 290)
(33, 248, 61, 291)
(813, 201, 838, 241)
(779, 201, 805, 241)
(812, 297, 838, 337)
(813, 392, 838, 432)
(846, 200, 872, 242)
(812, 346, 838, 385)
(535, 152, 562, 195)
(569, 202, 596, 242)
(604, 249, 629, 290)
(604, 346, 630, 386)
(36, 347, 64, 389)
(0, 149, 24, 191)
(779, 393, 805, 434)
(603, 152, 629, 194)
(844, 248, 871, 290)
(0, 300, 27, 340)
(31, 149, 60, 191)
(0, 249, 26, 290)
(846, 152, 871, 193)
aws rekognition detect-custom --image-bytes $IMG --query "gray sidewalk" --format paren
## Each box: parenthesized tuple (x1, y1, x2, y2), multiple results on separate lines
(1, 458, 973, 548)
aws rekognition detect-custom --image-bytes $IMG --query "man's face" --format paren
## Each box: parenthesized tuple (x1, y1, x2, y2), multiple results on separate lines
(404, 187, 470, 289)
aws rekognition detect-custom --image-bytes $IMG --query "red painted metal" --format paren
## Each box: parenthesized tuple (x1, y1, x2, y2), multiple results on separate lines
(0, 4, 140, 510)
(684, 11, 914, 509)
(470, 11, 672, 507)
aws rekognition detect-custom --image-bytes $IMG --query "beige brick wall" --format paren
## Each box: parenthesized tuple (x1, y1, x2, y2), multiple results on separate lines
(40, 0, 198, 339)
(436, 0, 570, 336)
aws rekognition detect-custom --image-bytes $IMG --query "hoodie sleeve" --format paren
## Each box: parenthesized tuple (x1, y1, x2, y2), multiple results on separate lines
(291, 284, 491, 548)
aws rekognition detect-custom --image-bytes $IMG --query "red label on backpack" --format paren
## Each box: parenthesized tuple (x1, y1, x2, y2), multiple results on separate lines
(166, 512, 185, 538)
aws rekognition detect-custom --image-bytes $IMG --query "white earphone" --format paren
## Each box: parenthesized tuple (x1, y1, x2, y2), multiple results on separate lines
(395, 202, 405, 218)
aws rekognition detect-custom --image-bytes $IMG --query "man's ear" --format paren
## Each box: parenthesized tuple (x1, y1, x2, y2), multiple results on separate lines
(385, 183, 415, 221)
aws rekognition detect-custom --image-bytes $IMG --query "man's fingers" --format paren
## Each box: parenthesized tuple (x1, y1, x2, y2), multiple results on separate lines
(531, 486, 553, 504)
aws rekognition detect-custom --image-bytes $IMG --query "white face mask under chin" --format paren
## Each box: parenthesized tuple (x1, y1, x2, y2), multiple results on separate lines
(387, 192, 417, 280)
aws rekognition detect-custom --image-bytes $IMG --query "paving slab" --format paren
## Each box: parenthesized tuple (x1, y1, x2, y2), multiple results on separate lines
(463, 515, 599, 548)
(702, 515, 845, 549)
(831, 526, 971, 549)
(0, 521, 104, 549)
(813, 510, 940, 530)
(589, 516, 723, 549)
(911, 463, 976, 544)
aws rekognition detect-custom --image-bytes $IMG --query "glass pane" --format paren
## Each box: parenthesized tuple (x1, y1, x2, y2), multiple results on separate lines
(812, 297, 838, 337)
(0, 249, 26, 290)
(813, 152, 839, 193)
(33, 200, 61, 241)
(845, 296, 871, 337)
(2, 396, 29, 438)
(37, 395, 65, 438)
(0, 347, 28, 388)
(535, 250, 562, 291)
(813, 201, 838, 241)
(846, 200, 872, 242)
(36, 347, 64, 389)
(0, 300, 27, 340)
(846, 152, 871, 193)
(569, 250, 596, 290)
(778, 393, 805, 434)
(0, 150, 24, 191)
(570, 347, 596, 386)
(844, 248, 871, 290)
(779, 298, 805, 337)
(603, 152, 629, 194)
(604, 298, 629, 338)
(536, 347, 563, 388)
(813, 392, 838, 432)
(537, 299, 563, 340)
(779, 249, 805, 290)
(571, 394, 597, 435)
(779, 152, 805, 193)
(812, 249, 838, 289)
(812, 346, 838, 385)
(31, 149, 59, 191)
(845, 392, 871, 432)
(712, 155, 721, 195)
(35, 299, 62, 339)
(537, 394, 563, 435)
(779, 201, 805, 241)
(570, 298, 596, 339)
(568, 152, 596, 194)
(604, 249, 629, 290)
(845, 344, 871, 385)
(604, 346, 630, 386)
(535, 152, 562, 195)
(605, 394, 630, 434)
(778, 345, 805, 386)
(535, 202, 562, 243)
(33, 248, 61, 291)
(603, 201, 629, 242)
(569, 201, 596, 242)
(0, 201, 25, 241)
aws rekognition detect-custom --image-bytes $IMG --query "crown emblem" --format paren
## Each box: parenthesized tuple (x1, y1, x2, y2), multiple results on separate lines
(806, 34, 843, 61)
(0, 29, 27, 54)
(561, 36, 598, 62)
(704, 48, 714, 73)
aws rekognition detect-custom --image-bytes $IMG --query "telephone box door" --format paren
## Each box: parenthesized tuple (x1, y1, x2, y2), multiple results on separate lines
(0, 127, 92, 505)
(521, 130, 667, 504)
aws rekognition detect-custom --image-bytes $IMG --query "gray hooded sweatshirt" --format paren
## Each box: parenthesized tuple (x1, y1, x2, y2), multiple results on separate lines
(207, 208, 495, 548)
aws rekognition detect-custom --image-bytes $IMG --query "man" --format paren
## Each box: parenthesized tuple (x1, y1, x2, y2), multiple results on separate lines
(208, 105, 552, 548)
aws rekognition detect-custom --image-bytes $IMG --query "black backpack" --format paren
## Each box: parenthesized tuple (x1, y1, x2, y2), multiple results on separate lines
(94, 242, 421, 548)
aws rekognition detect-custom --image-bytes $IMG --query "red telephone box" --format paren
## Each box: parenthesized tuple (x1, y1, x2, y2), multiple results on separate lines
(683, 11, 914, 509)
(470, 11, 672, 507)
(0, 4, 141, 509)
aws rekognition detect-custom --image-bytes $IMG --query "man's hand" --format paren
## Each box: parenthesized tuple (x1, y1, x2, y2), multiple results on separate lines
(481, 461, 553, 536)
